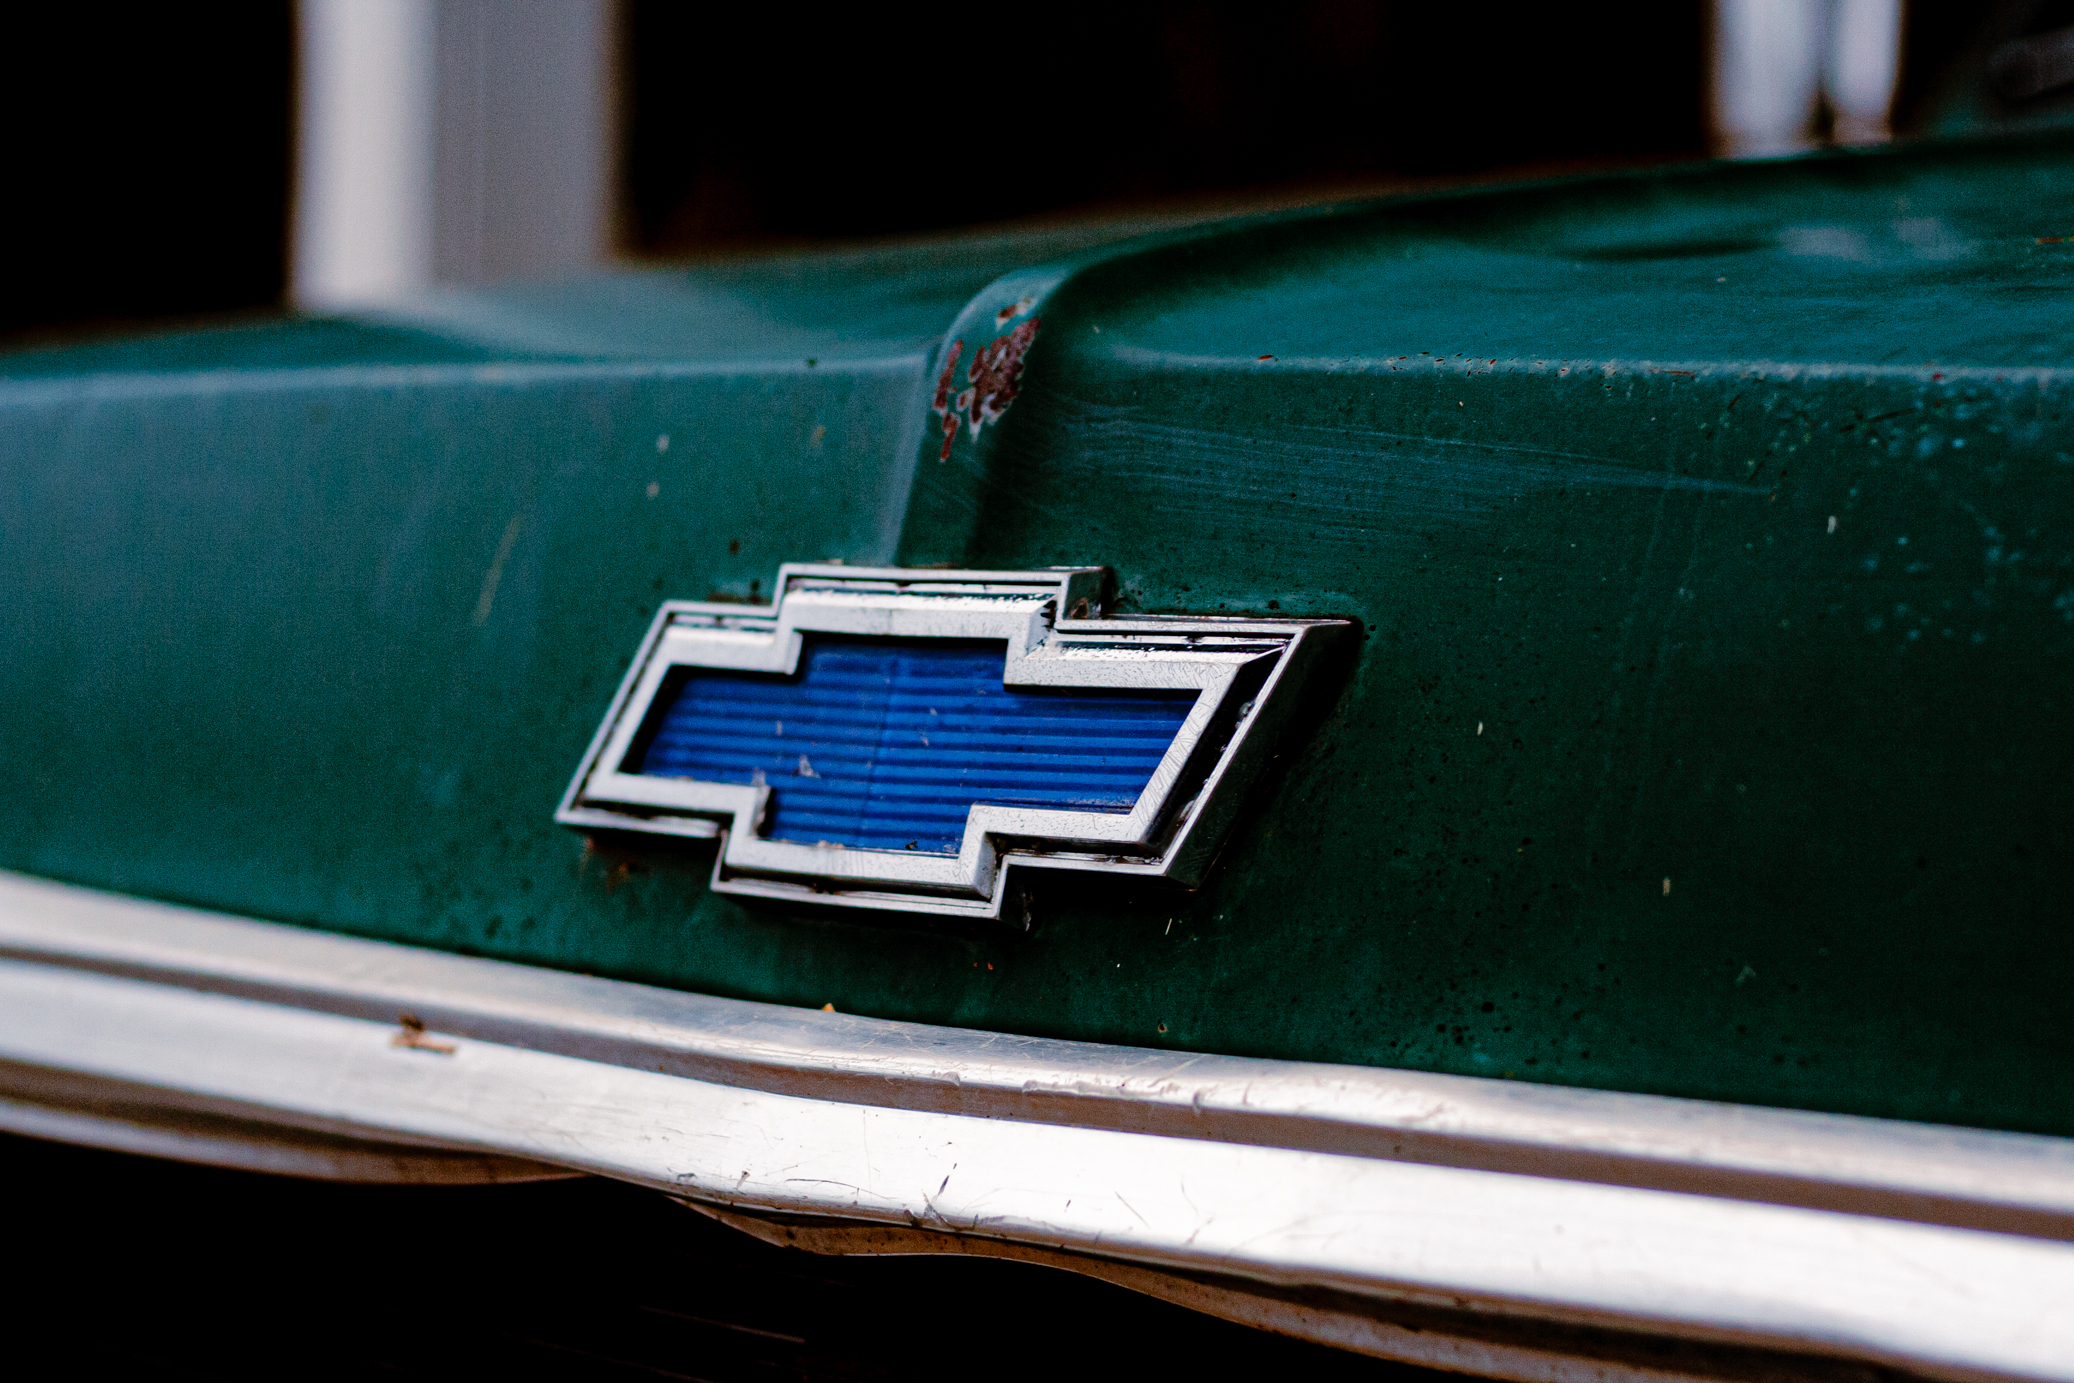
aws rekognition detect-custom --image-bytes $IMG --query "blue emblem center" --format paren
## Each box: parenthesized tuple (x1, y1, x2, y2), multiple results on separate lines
(630, 635, 1197, 854)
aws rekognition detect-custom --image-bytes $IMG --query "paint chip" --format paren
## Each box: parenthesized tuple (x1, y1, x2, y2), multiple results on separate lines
(931, 318, 1041, 459)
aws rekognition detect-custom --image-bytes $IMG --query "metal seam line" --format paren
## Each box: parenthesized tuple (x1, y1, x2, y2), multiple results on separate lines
(0, 1093, 572, 1185)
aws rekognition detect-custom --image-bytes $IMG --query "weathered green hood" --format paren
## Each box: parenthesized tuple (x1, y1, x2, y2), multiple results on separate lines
(3, 134, 2068, 1135)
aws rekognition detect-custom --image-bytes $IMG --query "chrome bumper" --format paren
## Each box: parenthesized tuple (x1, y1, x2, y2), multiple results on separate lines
(2, 868, 2070, 1383)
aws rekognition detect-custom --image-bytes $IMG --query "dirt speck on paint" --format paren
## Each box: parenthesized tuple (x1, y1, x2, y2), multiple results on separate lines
(391, 1014, 458, 1055)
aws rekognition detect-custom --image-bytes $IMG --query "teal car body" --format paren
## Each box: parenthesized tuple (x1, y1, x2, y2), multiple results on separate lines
(3, 132, 2071, 1379)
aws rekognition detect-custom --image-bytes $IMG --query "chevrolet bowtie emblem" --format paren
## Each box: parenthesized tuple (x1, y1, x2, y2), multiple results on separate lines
(558, 565, 1347, 920)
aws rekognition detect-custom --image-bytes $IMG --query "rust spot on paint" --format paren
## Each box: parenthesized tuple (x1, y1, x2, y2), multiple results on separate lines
(961, 318, 1040, 439)
(930, 318, 1041, 459)
(931, 339, 964, 460)
(583, 836, 648, 892)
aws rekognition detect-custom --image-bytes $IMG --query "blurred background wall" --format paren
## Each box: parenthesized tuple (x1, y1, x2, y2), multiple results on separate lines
(4, 1, 2070, 343)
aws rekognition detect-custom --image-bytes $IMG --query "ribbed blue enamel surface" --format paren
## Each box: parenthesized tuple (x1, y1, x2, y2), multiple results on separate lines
(632, 636, 1196, 854)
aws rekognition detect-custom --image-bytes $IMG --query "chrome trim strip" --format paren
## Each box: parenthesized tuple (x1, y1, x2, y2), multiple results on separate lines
(3, 869, 2072, 1381)
(0, 1081, 576, 1186)
(3, 871, 2065, 1237)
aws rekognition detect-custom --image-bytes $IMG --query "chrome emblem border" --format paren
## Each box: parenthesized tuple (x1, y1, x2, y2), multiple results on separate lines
(557, 565, 1348, 919)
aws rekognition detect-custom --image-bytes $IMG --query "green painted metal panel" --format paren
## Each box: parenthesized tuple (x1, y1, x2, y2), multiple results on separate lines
(1, 138, 2067, 1135)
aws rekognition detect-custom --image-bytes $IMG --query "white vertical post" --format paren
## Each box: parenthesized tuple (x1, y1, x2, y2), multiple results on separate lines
(1826, 0, 1904, 145)
(1713, 0, 1825, 157)
(1713, 0, 1904, 158)
(293, 0, 611, 313)
(292, 0, 437, 310)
